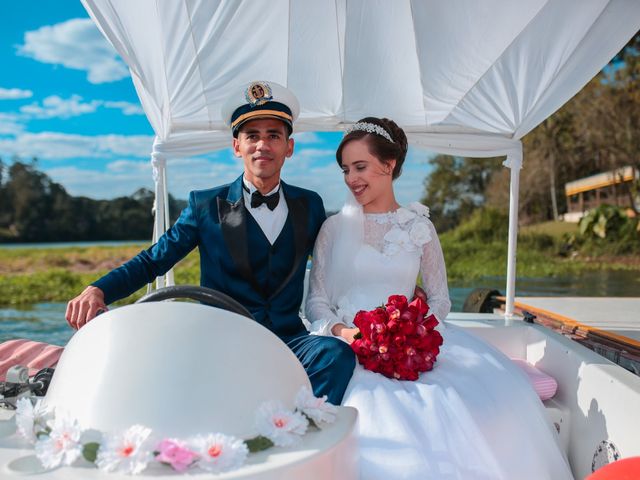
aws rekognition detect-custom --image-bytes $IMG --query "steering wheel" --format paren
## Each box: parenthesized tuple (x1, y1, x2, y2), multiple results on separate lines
(136, 285, 254, 320)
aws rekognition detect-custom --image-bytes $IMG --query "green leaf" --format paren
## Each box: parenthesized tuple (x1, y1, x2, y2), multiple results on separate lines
(245, 436, 274, 453)
(595, 216, 607, 238)
(82, 442, 100, 463)
(353, 331, 362, 340)
(302, 412, 319, 429)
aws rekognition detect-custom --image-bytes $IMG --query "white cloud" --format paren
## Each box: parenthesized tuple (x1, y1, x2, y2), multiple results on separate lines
(104, 101, 144, 115)
(0, 113, 26, 135)
(20, 95, 101, 119)
(17, 95, 144, 120)
(44, 157, 241, 200)
(292, 132, 322, 144)
(45, 164, 154, 199)
(96, 134, 155, 157)
(0, 132, 154, 160)
(0, 88, 33, 100)
(293, 148, 336, 163)
(17, 18, 129, 84)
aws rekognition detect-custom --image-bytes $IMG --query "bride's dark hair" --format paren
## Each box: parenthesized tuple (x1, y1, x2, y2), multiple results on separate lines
(336, 117, 408, 180)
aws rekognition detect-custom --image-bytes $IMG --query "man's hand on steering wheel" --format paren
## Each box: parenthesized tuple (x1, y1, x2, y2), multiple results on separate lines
(66, 286, 108, 330)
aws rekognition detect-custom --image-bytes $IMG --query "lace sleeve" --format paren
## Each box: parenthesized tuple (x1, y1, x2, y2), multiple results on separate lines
(304, 217, 344, 337)
(420, 220, 452, 323)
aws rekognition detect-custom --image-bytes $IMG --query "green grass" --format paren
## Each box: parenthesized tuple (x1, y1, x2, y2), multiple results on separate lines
(520, 220, 578, 238)
(0, 247, 202, 306)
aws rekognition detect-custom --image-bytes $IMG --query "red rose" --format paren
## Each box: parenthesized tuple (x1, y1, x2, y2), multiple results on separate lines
(350, 338, 370, 357)
(408, 297, 429, 316)
(400, 307, 419, 323)
(386, 307, 400, 321)
(386, 318, 399, 333)
(400, 319, 417, 336)
(423, 314, 439, 331)
(386, 295, 408, 311)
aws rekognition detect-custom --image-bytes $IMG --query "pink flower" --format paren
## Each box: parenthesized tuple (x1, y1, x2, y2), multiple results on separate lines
(155, 439, 198, 472)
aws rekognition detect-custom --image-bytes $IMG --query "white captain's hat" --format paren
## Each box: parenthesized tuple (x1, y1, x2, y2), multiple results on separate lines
(221, 80, 300, 137)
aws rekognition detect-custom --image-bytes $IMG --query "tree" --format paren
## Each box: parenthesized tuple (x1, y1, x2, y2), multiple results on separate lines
(421, 155, 503, 232)
(577, 32, 640, 213)
(0, 160, 190, 242)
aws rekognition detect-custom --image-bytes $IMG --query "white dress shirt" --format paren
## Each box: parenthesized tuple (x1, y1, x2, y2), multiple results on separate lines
(242, 177, 288, 245)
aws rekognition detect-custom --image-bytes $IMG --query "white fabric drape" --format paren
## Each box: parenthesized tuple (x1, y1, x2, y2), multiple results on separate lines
(81, 0, 640, 305)
(81, 0, 640, 153)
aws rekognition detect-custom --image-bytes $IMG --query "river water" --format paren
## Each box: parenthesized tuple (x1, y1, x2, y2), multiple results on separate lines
(1, 270, 638, 346)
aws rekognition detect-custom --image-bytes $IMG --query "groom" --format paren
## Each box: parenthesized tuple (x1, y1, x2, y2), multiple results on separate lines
(66, 81, 355, 404)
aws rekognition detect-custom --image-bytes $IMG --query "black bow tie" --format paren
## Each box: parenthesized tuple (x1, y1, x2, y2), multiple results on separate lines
(246, 186, 280, 210)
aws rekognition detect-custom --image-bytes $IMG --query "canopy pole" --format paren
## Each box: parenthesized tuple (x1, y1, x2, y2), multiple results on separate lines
(151, 145, 171, 290)
(503, 144, 523, 319)
(162, 160, 174, 286)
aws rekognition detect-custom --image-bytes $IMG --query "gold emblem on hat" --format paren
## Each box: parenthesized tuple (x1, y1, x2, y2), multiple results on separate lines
(245, 82, 273, 107)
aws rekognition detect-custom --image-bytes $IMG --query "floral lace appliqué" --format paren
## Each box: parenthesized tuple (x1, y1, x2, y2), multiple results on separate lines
(379, 203, 432, 257)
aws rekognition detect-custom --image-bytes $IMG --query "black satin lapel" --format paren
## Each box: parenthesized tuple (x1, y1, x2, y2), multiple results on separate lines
(270, 196, 309, 300)
(217, 197, 264, 296)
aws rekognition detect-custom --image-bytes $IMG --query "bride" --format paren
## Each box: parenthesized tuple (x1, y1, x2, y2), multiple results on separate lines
(305, 117, 573, 479)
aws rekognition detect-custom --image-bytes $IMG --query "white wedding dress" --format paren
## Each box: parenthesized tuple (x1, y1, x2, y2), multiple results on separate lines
(305, 203, 573, 480)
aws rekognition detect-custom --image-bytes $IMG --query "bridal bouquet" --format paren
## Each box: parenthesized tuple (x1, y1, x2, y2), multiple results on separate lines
(350, 295, 443, 381)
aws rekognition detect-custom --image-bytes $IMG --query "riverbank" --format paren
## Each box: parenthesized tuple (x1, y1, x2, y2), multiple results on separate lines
(1, 237, 639, 306)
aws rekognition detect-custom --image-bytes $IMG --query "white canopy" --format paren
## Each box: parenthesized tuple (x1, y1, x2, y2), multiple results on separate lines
(81, 0, 640, 314)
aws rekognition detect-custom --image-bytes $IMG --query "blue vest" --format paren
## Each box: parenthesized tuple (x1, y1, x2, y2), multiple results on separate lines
(245, 212, 298, 331)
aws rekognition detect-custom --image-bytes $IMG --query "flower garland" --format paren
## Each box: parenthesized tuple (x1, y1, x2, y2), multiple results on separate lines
(14, 386, 337, 475)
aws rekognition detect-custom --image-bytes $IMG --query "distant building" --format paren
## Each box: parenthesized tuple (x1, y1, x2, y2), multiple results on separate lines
(564, 166, 639, 222)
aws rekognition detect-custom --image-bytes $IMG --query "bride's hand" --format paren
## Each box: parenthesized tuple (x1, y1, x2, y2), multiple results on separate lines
(331, 324, 360, 344)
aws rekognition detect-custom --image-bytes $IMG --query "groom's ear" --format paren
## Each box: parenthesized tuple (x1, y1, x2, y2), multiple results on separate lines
(232, 137, 241, 157)
(286, 137, 294, 158)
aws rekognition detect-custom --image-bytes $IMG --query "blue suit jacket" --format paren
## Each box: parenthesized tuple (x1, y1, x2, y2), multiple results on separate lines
(93, 175, 326, 337)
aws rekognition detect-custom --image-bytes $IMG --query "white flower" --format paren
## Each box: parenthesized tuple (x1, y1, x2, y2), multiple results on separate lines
(15, 397, 51, 444)
(383, 242, 401, 256)
(95, 425, 153, 475)
(384, 227, 411, 246)
(409, 201, 430, 218)
(190, 433, 248, 473)
(395, 207, 416, 224)
(409, 221, 432, 247)
(255, 401, 308, 447)
(384, 227, 416, 253)
(34, 412, 83, 469)
(294, 387, 338, 425)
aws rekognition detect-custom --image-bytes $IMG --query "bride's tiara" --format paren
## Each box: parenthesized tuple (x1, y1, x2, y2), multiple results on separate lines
(344, 122, 394, 143)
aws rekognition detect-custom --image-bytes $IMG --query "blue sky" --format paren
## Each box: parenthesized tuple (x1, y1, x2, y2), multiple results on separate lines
(0, 2, 435, 211)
